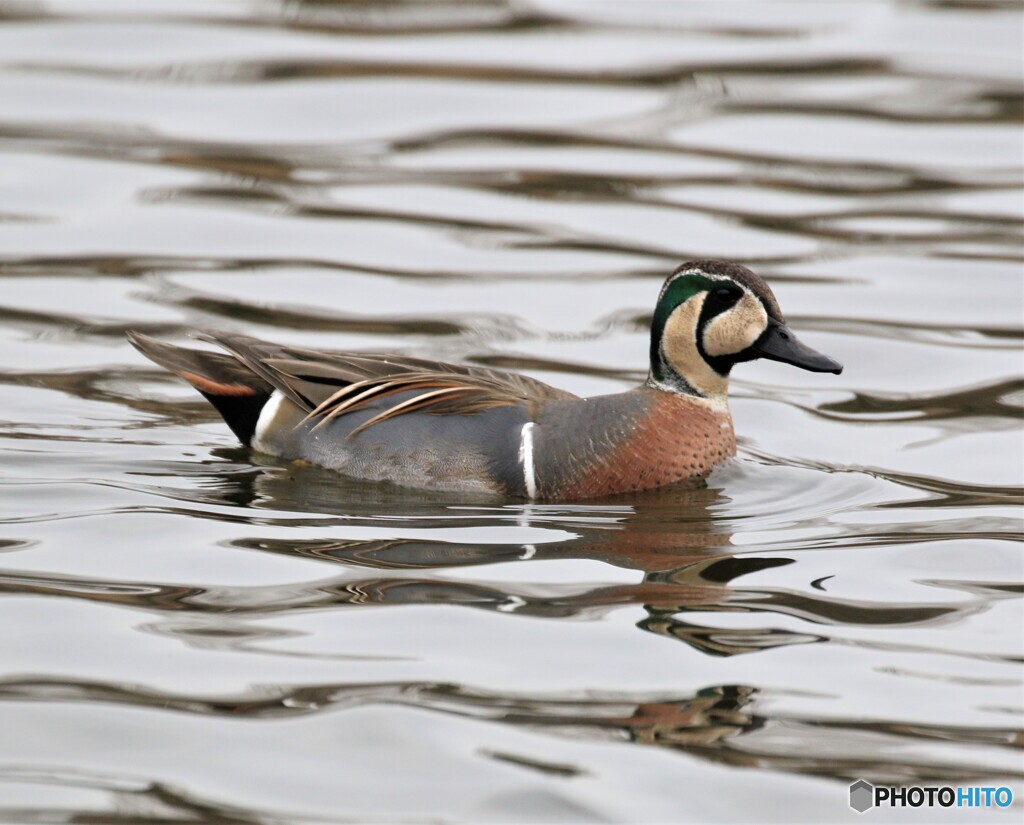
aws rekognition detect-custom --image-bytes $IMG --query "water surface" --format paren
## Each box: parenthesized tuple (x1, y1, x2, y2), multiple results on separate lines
(0, 1, 1021, 822)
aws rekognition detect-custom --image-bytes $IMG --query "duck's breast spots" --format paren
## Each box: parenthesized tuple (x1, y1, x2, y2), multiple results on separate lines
(610, 396, 736, 492)
(537, 393, 735, 499)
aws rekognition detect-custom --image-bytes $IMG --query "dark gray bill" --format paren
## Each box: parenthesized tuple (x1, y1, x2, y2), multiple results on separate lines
(751, 319, 843, 374)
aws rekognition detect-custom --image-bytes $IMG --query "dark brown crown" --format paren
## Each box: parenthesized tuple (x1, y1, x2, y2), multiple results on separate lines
(670, 260, 784, 322)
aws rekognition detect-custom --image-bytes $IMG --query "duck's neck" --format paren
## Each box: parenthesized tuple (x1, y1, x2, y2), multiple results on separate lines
(646, 369, 730, 413)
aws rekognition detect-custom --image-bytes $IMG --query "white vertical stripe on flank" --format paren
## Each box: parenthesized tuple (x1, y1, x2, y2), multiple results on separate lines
(252, 390, 285, 453)
(519, 422, 537, 499)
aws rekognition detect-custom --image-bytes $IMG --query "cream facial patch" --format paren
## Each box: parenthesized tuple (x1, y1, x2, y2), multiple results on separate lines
(661, 293, 728, 402)
(703, 291, 768, 357)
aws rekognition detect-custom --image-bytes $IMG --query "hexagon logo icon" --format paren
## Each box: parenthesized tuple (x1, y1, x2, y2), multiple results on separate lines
(849, 779, 874, 813)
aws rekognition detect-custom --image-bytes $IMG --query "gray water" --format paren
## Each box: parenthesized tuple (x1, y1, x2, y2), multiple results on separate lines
(0, 1, 1021, 823)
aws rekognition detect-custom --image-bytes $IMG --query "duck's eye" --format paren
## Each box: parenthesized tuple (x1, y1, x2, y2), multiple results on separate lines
(714, 287, 734, 300)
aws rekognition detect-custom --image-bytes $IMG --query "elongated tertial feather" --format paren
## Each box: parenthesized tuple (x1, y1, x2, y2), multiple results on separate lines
(347, 387, 479, 437)
(304, 379, 400, 430)
(181, 332, 581, 434)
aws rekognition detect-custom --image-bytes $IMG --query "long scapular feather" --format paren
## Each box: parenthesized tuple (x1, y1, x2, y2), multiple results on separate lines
(305, 377, 380, 417)
(304, 380, 402, 430)
(347, 387, 479, 437)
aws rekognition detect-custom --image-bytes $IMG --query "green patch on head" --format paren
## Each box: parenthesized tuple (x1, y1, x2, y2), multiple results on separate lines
(650, 272, 716, 381)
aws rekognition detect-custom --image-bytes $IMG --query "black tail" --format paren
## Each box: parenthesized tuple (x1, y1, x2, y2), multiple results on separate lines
(128, 332, 273, 446)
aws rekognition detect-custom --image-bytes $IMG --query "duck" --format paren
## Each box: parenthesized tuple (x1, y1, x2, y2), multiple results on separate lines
(128, 260, 841, 500)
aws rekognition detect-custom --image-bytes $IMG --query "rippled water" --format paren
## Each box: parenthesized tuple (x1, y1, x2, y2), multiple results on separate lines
(0, 1, 1022, 822)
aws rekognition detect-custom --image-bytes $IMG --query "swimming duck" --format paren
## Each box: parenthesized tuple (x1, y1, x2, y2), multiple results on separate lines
(129, 260, 841, 500)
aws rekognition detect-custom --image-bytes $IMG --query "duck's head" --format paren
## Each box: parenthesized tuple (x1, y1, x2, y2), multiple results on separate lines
(648, 260, 842, 402)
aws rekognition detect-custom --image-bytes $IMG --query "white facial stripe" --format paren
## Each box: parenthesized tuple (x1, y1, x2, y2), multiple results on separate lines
(658, 268, 731, 302)
(703, 291, 768, 357)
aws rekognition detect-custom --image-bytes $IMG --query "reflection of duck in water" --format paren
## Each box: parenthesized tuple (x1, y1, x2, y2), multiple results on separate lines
(188, 470, 950, 659)
(129, 260, 841, 499)
(9, 448, 957, 660)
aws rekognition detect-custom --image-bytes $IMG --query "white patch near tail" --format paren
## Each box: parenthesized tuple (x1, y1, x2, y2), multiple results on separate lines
(519, 422, 538, 499)
(252, 390, 287, 454)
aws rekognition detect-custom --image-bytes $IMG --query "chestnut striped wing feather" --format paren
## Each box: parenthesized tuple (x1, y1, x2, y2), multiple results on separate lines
(199, 332, 577, 432)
